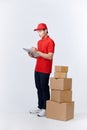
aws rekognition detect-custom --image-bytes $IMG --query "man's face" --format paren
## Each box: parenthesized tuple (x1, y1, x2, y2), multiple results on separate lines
(37, 30, 47, 38)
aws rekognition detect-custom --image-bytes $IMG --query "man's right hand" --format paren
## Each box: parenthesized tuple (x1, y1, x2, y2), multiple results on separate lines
(28, 52, 34, 58)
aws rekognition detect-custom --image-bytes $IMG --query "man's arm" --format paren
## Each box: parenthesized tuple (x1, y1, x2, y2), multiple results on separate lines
(37, 51, 54, 60)
(31, 47, 54, 60)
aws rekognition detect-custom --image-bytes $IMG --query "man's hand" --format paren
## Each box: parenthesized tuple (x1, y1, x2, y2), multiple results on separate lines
(28, 52, 34, 58)
(32, 47, 38, 53)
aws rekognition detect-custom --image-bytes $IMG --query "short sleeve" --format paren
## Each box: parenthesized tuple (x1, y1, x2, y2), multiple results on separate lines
(48, 40, 55, 53)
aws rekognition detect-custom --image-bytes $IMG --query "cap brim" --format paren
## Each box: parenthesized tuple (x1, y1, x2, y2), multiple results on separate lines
(34, 28, 45, 31)
(34, 29, 38, 31)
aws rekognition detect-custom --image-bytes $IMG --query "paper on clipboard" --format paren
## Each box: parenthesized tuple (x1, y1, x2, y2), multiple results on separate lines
(23, 48, 39, 58)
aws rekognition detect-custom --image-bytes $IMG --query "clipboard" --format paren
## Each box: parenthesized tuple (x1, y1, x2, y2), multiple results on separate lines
(23, 48, 39, 58)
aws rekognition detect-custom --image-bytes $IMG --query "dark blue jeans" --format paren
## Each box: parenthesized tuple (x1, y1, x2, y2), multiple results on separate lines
(34, 71, 50, 109)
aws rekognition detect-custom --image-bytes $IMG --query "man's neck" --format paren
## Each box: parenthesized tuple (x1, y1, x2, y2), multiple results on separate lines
(42, 35, 48, 39)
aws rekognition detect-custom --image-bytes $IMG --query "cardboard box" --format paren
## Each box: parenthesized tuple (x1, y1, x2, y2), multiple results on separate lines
(55, 66, 68, 72)
(54, 72, 67, 79)
(46, 100, 74, 121)
(51, 90, 72, 103)
(50, 78, 72, 90)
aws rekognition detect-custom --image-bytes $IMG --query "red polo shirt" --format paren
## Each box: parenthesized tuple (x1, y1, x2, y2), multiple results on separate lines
(35, 36, 55, 74)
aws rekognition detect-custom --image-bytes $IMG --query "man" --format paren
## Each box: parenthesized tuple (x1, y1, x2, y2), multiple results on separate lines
(28, 23, 55, 117)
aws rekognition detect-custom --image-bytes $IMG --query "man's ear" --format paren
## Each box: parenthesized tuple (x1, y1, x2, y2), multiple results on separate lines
(45, 29, 48, 34)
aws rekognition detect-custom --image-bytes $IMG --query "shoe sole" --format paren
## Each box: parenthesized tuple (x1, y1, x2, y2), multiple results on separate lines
(37, 114, 46, 117)
(29, 111, 40, 114)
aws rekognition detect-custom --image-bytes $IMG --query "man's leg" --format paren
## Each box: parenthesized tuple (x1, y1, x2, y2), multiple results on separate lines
(39, 72, 50, 109)
(34, 71, 43, 109)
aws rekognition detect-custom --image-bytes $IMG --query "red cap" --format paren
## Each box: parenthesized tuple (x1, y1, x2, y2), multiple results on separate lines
(34, 23, 48, 31)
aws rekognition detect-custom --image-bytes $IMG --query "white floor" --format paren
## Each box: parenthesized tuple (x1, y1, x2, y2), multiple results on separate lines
(0, 111, 87, 130)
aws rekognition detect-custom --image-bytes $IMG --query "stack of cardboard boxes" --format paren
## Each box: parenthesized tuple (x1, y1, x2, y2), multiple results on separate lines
(46, 66, 74, 121)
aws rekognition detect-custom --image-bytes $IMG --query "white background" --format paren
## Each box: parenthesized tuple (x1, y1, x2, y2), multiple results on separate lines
(0, 0, 87, 130)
